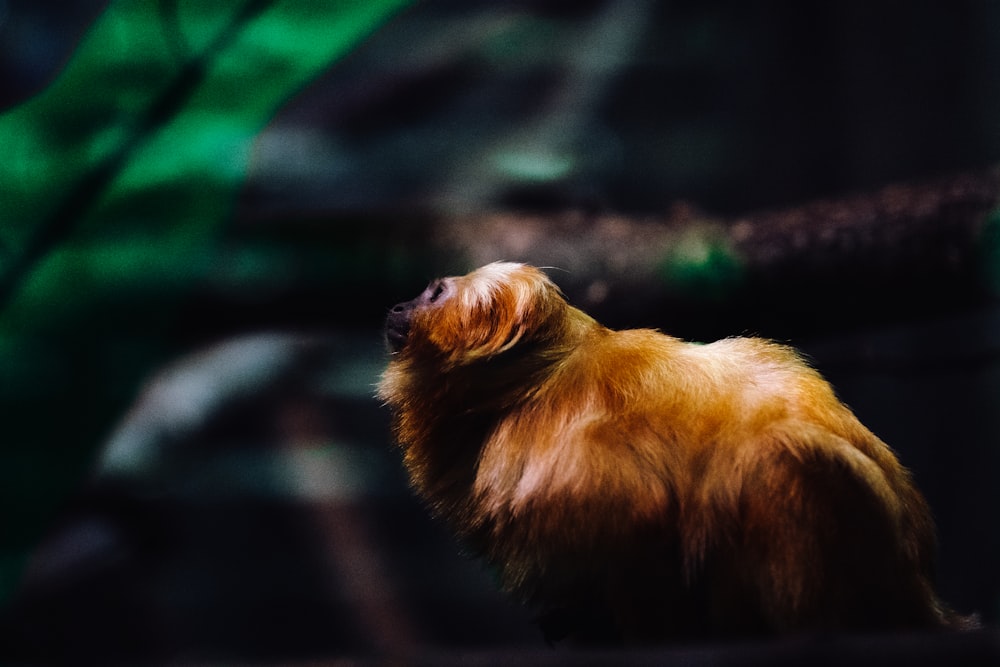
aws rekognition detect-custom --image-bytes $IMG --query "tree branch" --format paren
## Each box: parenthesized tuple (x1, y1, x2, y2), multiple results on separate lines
(424, 168, 1000, 336)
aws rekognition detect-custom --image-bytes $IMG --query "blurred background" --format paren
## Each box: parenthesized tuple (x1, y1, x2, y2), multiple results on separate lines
(1, 1, 1000, 664)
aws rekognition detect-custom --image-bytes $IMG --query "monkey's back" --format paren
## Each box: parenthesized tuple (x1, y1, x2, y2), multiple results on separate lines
(474, 329, 954, 640)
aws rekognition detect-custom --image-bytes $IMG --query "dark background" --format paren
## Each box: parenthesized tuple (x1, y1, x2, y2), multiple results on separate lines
(1, 1, 999, 664)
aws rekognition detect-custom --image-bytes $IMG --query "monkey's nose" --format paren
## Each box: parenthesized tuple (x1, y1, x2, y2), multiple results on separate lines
(385, 305, 412, 352)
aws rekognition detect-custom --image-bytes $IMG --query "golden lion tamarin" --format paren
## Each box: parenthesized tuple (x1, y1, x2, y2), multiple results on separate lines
(378, 262, 972, 643)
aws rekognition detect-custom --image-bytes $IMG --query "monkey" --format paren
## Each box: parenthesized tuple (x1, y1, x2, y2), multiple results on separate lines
(377, 261, 975, 644)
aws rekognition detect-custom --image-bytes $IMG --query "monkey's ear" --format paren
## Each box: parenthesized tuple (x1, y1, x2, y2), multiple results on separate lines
(433, 298, 529, 365)
(463, 314, 528, 362)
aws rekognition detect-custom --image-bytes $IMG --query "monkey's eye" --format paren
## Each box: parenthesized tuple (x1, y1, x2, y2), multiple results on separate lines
(427, 280, 447, 303)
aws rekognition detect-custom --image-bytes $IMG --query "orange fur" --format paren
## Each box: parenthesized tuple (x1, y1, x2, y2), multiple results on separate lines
(378, 262, 972, 643)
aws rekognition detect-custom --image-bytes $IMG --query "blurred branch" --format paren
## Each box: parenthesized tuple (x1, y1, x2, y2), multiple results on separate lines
(440, 169, 998, 287)
(228, 168, 1000, 342)
(427, 168, 1000, 335)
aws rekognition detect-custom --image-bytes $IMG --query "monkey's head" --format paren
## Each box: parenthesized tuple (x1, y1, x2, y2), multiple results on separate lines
(383, 262, 574, 369)
(379, 262, 600, 499)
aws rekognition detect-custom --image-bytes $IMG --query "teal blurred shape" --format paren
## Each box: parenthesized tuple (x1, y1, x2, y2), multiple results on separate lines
(659, 224, 744, 301)
(978, 207, 1000, 294)
(0, 0, 411, 604)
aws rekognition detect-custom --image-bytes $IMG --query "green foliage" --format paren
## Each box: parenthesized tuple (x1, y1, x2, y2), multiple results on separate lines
(0, 0, 410, 603)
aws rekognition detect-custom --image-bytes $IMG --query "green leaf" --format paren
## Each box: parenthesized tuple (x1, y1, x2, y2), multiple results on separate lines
(0, 0, 411, 603)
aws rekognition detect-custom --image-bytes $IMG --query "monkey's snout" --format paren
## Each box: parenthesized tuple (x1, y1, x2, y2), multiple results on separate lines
(386, 279, 445, 353)
(386, 301, 414, 352)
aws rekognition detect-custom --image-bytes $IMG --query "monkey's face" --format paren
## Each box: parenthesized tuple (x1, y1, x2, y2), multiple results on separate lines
(384, 262, 564, 367)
